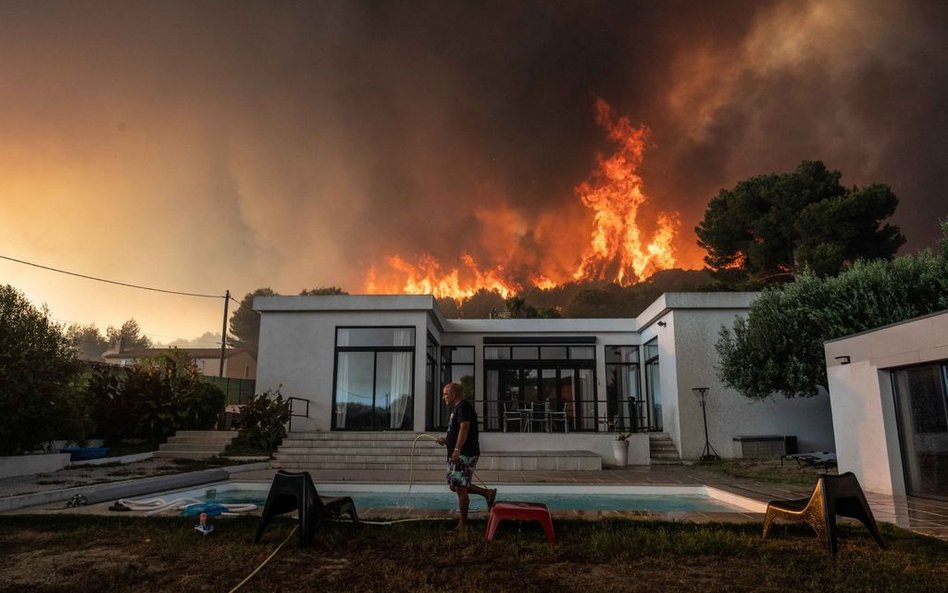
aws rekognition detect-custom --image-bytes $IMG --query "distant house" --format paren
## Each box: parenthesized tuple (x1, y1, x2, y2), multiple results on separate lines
(102, 346, 257, 380)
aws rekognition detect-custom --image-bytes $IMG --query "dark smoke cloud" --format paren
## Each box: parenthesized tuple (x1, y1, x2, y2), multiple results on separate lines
(1, 0, 944, 337)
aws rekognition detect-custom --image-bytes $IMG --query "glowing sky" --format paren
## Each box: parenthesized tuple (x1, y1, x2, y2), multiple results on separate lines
(1, 0, 946, 343)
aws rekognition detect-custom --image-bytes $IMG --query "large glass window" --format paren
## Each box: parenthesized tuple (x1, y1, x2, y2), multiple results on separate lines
(892, 363, 948, 500)
(425, 333, 439, 431)
(483, 341, 596, 432)
(606, 346, 642, 431)
(644, 338, 662, 431)
(434, 346, 474, 430)
(333, 327, 414, 431)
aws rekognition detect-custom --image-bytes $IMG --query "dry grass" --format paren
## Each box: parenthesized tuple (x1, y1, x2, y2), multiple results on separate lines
(1, 514, 946, 593)
(693, 458, 836, 485)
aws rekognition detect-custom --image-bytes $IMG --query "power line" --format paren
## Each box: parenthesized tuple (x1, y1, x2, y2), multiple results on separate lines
(229, 295, 262, 316)
(0, 254, 224, 299)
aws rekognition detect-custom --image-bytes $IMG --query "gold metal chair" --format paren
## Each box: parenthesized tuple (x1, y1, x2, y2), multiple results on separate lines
(762, 471, 886, 555)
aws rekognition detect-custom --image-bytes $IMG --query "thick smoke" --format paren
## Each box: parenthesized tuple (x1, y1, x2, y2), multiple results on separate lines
(0, 0, 944, 337)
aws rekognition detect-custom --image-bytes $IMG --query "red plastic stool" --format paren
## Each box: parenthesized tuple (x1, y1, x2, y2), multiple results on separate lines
(484, 501, 556, 545)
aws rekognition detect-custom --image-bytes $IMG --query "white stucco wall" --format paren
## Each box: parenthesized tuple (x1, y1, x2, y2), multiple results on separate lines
(481, 432, 650, 466)
(636, 293, 835, 460)
(256, 296, 435, 431)
(825, 310, 948, 496)
(825, 362, 904, 495)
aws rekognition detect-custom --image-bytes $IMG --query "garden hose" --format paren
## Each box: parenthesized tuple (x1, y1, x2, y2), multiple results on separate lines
(227, 524, 298, 593)
(408, 433, 490, 498)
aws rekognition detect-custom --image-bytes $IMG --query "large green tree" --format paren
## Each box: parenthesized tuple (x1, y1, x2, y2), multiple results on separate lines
(696, 160, 905, 282)
(66, 323, 109, 361)
(0, 285, 82, 454)
(717, 223, 948, 399)
(229, 288, 278, 350)
(106, 319, 152, 350)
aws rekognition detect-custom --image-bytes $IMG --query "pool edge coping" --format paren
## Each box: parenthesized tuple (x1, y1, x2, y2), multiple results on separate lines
(0, 463, 270, 513)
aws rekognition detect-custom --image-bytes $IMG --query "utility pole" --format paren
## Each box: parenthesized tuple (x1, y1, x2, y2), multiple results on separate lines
(219, 289, 230, 378)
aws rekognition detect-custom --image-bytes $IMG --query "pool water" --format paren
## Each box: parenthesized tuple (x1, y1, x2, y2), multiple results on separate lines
(185, 483, 762, 513)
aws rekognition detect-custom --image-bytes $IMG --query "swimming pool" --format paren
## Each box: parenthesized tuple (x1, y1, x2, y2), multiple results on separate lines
(147, 482, 767, 514)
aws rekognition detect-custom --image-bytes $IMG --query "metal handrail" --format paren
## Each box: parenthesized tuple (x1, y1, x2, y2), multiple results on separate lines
(286, 396, 310, 434)
(452, 397, 656, 433)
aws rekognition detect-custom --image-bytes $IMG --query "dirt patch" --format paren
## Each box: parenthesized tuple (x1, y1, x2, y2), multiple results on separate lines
(0, 546, 153, 587)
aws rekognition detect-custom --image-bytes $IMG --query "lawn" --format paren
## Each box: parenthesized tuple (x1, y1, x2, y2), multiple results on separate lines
(1, 514, 945, 593)
(693, 458, 835, 486)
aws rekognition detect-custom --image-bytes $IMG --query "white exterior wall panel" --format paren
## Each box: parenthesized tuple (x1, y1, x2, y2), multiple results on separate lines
(825, 310, 948, 496)
(257, 308, 429, 432)
(669, 307, 835, 460)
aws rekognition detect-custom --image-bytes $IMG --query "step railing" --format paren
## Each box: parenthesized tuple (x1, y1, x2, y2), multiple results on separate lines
(286, 396, 309, 433)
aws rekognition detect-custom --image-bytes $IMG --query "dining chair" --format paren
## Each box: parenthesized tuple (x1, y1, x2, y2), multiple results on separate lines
(548, 401, 569, 433)
(527, 401, 550, 432)
(502, 400, 524, 432)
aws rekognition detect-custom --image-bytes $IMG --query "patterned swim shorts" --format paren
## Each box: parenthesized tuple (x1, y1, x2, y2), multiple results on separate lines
(446, 454, 479, 488)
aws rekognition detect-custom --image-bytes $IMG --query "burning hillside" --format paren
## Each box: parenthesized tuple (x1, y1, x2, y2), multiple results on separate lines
(364, 99, 679, 299)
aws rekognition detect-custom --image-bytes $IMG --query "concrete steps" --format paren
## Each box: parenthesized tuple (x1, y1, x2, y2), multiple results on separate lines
(273, 431, 602, 472)
(649, 433, 682, 465)
(275, 432, 445, 470)
(155, 430, 237, 460)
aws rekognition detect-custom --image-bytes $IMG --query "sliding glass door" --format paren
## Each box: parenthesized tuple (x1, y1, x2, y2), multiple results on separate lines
(644, 338, 662, 431)
(893, 363, 948, 500)
(484, 365, 595, 431)
(333, 327, 415, 430)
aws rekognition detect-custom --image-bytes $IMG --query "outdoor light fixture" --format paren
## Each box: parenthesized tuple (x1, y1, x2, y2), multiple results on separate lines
(835, 355, 851, 365)
(692, 387, 719, 461)
(657, 320, 667, 327)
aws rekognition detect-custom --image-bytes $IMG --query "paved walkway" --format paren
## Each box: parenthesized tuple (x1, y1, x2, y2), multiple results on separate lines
(2, 460, 946, 540)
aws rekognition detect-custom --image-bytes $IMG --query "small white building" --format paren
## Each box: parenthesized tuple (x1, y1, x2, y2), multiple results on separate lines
(254, 292, 834, 465)
(825, 310, 948, 498)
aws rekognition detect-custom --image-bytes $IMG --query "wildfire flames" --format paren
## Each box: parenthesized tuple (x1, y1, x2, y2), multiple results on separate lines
(364, 99, 679, 300)
(572, 100, 678, 285)
(365, 254, 521, 300)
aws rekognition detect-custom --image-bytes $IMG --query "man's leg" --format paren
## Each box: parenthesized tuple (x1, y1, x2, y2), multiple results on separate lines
(464, 455, 496, 507)
(468, 484, 497, 508)
(456, 486, 470, 529)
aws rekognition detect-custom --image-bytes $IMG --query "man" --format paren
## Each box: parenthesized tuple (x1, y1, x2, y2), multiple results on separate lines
(436, 382, 496, 531)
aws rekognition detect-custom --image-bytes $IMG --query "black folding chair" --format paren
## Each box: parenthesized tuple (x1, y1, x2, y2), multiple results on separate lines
(254, 470, 359, 547)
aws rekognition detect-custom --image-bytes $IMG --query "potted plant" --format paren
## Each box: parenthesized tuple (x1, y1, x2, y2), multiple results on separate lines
(612, 428, 632, 467)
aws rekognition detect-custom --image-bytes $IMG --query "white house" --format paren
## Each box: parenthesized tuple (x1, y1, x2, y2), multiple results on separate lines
(825, 310, 948, 498)
(254, 292, 834, 465)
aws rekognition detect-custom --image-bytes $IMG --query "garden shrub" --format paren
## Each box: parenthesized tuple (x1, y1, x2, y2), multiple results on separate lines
(86, 349, 226, 444)
(234, 388, 291, 453)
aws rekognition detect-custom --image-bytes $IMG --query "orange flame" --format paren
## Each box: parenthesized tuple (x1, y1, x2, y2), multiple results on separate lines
(370, 253, 521, 301)
(530, 274, 557, 291)
(573, 99, 677, 285)
(364, 99, 678, 298)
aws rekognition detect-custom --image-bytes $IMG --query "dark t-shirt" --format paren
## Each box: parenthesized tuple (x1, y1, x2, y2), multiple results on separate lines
(445, 399, 480, 459)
